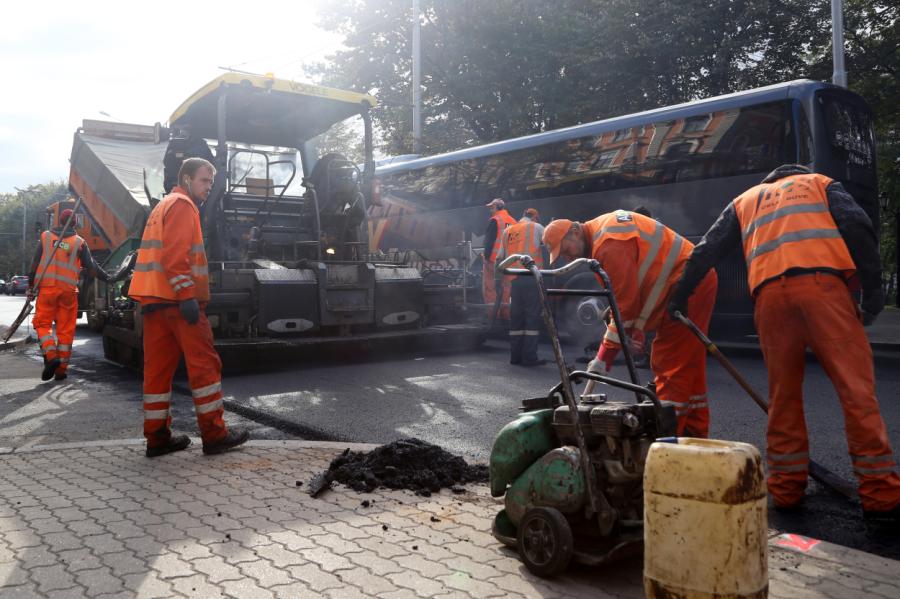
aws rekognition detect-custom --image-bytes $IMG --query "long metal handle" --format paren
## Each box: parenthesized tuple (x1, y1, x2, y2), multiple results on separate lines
(673, 311, 857, 500)
(498, 255, 596, 277)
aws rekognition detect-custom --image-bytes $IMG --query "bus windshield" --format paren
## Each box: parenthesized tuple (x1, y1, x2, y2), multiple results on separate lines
(819, 93, 875, 169)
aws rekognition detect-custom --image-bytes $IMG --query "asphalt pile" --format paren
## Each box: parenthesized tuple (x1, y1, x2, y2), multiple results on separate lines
(324, 438, 489, 496)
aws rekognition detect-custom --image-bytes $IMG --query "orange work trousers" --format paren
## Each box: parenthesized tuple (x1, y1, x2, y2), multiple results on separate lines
(652, 270, 718, 438)
(32, 286, 78, 376)
(483, 260, 511, 321)
(142, 306, 227, 448)
(756, 273, 900, 511)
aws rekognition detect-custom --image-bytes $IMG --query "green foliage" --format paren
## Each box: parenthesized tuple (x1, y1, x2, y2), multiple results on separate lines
(0, 182, 68, 278)
(310, 0, 899, 298)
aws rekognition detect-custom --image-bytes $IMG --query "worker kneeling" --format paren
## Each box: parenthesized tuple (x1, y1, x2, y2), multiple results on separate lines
(28, 207, 112, 381)
(129, 157, 248, 458)
(543, 211, 717, 437)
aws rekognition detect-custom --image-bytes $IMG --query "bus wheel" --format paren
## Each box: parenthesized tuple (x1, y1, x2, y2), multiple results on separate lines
(559, 273, 605, 349)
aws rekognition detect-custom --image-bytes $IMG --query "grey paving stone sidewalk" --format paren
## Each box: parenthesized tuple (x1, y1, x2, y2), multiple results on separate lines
(0, 440, 897, 598)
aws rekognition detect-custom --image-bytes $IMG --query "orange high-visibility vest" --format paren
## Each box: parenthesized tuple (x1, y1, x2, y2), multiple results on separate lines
(129, 190, 210, 303)
(501, 219, 545, 269)
(733, 173, 855, 295)
(585, 210, 693, 343)
(487, 210, 517, 263)
(36, 231, 83, 292)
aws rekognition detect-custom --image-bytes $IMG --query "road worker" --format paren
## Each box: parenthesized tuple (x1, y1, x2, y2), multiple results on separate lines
(543, 210, 718, 437)
(668, 164, 900, 522)
(495, 208, 548, 366)
(129, 157, 249, 458)
(27, 208, 112, 381)
(483, 198, 517, 322)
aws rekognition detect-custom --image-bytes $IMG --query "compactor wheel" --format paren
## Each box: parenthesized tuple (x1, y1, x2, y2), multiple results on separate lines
(517, 507, 573, 577)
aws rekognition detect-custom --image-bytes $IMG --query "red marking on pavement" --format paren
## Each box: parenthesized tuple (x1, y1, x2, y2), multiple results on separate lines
(774, 533, 820, 552)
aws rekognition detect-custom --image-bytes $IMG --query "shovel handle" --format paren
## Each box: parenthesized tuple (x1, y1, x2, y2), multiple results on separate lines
(672, 311, 857, 500)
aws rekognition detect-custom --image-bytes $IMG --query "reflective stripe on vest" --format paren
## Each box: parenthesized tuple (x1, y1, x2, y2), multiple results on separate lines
(36, 232, 83, 291)
(586, 211, 692, 339)
(128, 191, 210, 302)
(488, 210, 517, 263)
(501, 220, 545, 269)
(733, 173, 855, 294)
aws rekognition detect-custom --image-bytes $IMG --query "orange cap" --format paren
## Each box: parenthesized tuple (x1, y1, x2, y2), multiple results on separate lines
(542, 219, 573, 264)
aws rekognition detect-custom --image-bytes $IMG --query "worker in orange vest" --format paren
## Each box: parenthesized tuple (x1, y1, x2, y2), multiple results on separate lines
(483, 198, 517, 321)
(543, 211, 718, 437)
(129, 157, 249, 458)
(496, 208, 548, 366)
(26, 208, 111, 381)
(669, 165, 900, 522)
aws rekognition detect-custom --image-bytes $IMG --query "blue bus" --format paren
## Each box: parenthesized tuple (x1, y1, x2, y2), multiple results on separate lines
(369, 80, 877, 337)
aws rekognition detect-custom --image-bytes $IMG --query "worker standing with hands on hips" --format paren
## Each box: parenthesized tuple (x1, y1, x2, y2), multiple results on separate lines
(668, 164, 900, 522)
(27, 207, 112, 381)
(495, 208, 548, 366)
(482, 198, 517, 321)
(542, 210, 718, 437)
(128, 157, 249, 458)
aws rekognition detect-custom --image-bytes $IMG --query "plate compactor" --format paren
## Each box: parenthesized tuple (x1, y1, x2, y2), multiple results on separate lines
(489, 256, 677, 577)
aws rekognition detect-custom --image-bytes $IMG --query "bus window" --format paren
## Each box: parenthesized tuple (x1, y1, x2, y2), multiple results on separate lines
(796, 103, 814, 164)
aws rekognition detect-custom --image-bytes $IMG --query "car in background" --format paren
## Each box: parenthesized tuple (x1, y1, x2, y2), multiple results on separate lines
(0, 278, 5, 294)
(6, 276, 29, 295)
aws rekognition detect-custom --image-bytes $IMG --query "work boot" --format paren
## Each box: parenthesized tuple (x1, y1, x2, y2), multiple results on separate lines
(145, 435, 191, 458)
(54, 372, 68, 381)
(202, 428, 250, 455)
(41, 358, 61, 381)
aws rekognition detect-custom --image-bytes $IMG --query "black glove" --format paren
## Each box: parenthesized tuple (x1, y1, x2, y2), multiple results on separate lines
(179, 298, 200, 325)
(667, 298, 688, 320)
(860, 287, 884, 326)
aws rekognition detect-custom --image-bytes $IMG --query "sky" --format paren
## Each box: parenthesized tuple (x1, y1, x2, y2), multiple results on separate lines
(0, 1, 344, 193)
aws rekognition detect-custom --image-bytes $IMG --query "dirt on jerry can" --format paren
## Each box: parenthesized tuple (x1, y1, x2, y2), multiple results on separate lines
(643, 438, 768, 599)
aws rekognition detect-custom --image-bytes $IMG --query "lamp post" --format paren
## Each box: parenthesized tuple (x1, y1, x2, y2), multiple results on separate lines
(411, 0, 422, 154)
(831, 0, 847, 87)
(13, 186, 29, 274)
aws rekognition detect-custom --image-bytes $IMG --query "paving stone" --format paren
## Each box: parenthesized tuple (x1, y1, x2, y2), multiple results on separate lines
(284, 563, 345, 592)
(30, 563, 79, 593)
(170, 573, 227, 597)
(220, 578, 275, 599)
(324, 586, 372, 599)
(121, 571, 174, 598)
(253, 542, 308, 568)
(387, 570, 452, 597)
(190, 556, 245, 583)
(0, 582, 44, 599)
(28, 518, 67, 535)
(47, 587, 89, 599)
(867, 582, 900, 598)
(237, 558, 294, 587)
(74, 566, 126, 595)
(58, 548, 104, 573)
(66, 519, 107, 537)
(335, 565, 400, 595)
(102, 551, 147, 577)
(308, 532, 366, 555)
(0, 561, 30, 586)
(148, 552, 196, 579)
(82, 533, 126, 555)
(437, 571, 505, 598)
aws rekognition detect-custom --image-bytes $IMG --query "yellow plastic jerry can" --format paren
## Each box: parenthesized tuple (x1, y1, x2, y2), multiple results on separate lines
(644, 438, 768, 598)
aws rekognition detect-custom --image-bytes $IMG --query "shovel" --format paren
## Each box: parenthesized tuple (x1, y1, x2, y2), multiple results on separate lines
(673, 311, 857, 500)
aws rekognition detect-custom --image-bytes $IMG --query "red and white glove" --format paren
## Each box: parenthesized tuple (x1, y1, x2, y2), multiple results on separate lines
(596, 343, 619, 372)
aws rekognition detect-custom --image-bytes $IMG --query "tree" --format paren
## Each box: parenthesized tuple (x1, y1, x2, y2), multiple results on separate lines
(0, 182, 68, 277)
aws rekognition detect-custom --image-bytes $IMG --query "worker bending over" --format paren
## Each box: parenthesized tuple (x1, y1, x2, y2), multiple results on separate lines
(543, 211, 718, 437)
(496, 208, 548, 366)
(668, 164, 900, 522)
(129, 157, 248, 458)
(27, 207, 111, 381)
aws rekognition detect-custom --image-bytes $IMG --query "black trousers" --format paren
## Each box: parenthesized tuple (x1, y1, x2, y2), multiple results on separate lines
(509, 277, 542, 364)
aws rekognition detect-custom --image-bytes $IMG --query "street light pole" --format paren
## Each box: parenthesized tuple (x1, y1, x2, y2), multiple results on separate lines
(412, 0, 422, 154)
(13, 187, 29, 275)
(831, 0, 847, 87)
